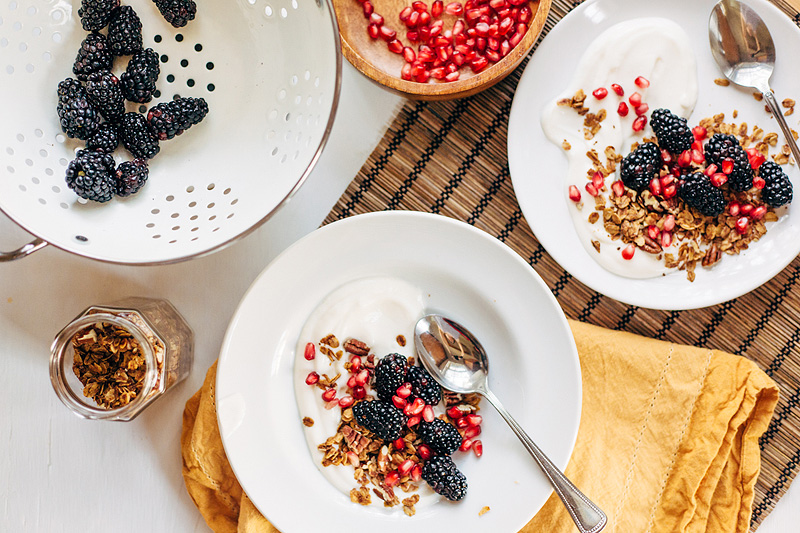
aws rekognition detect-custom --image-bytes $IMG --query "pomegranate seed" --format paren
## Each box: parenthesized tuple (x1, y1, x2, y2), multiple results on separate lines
(418, 444, 432, 460)
(485, 49, 501, 63)
(422, 405, 436, 422)
(691, 140, 703, 153)
(473, 440, 483, 457)
(419, 25, 430, 41)
(445, 1, 463, 15)
(611, 83, 624, 96)
(691, 149, 705, 164)
(634, 76, 650, 88)
(460, 437, 473, 451)
(662, 214, 676, 232)
(692, 126, 707, 141)
(621, 243, 635, 260)
(388, 39, 404, 53)
(431, 66, 447, 80)
(453, 19, 466, 36)
(399, 6, 413, 21)
(704, 164, 718, 177)
(660, 174, 674, 187)
(592, 171, 605, 190)
(508, 29, 524, 47)
(322, 388, 336, 401)
(617, 102, 629, 116)
(452, 52, 466, 66)
(396, 383, 412, 398)
(354, 369, 369, 386)
(363, 1, 374, 17)
(728, 202, 740, 216)
(649, 178, 662, 197)
(629, 92, 642, 107)
(407, 10, 420, 27)
(585, 182, 599, 197)
(406, 30, 419, 42)
(635, 103, 649, 116)
(380, 26, 397, 41)
(398, 459, 415, 476)
(741, 203, 754, 216)
(410, 464, 422, 481)
(661, 149, 672, 164)
(710, 173, 728, 187)
(392, 395, 407, 409)
(305, 372, 319, 385)
(339, 395, 354, 408)
(349, 356, 362, 372)
(370, 12, 384, 25)
(455, 417, 469, 429)
(567, 185, 581, 202)
(475, 21, 490, 36)
(735, 217, 749, 235)
(471, 56, 489, 72)
(721, 158, 734, 175)
(678, 150, 692, 167)
(487, 37, 500, 51)
(407, 415, 421, 428)
(612, 180, 625, 197)
(662, 183, 677, 199)
(394, 438, 406, 450)
(408, 398, 425, 415)
(432, 0, 444, 16)
(753, 176, 766, 189)
(499, 39, 511, 56)
(352, 385, 366, 400)
(465, 425, 482, 439)
(419, 11, 431, 25)
(347, 375, 357, 388)
(384, 471, 400, 487)
(303, 342, 315, 360)
(660, 231, 672, 248)
(518, 5, 532, 23)
(412, 1, 428, 11)
(746, 148, 766, 169)
(324, 399, 339, 410)
(632, 115, 647, 132)
(415, 68, 431, 83)
(752, 205, 767, 220)
(592, 87, 608, 100)
(498, 16, 513, 35)
(447, 406, 465, 419)
(647, 225, 660, 240)
(367, 23, 380, 39)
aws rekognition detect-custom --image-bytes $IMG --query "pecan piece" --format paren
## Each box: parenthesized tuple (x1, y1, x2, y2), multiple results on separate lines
(344, 339, 370, 356)
(702, 243, 722, 267)
(640, 235, 662, 254)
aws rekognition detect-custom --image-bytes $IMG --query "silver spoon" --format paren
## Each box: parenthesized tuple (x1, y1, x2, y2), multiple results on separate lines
(414, 314, 607, 533)
(709, 0, 800, 165)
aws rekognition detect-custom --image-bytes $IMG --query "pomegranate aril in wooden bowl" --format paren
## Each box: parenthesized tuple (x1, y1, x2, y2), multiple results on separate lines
(332, 0, 552, 100)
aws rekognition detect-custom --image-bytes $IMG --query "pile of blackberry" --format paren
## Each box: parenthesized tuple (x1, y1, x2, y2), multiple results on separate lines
(56, 0, 207, 202)
(349, 352, 470, 501)
(618, 108, 793, 222)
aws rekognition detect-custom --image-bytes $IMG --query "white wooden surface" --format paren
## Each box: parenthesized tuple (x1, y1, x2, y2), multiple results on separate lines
(1, 62, 797, 532)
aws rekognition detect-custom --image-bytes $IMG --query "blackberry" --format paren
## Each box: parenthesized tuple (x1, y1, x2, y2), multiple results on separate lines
(65, 149, 116, 202)
(73, 33, 113, 82)
(620, 142, 661, 192)
(77, 0, 120, 31)
(421, 455, 468, 501)
(57, 78, 100, 140)
(86, 122, 119, 153)
(108, 6, 143, 56)
(407, 365, 442, 406)
(352, 400, 406, 441)
(115, 159, 149, 196)
(650, 108, 693, 154)
(373, 353, 408, 402)
(704, 134, 753, 191)
(153, 0, 197, 28)
(85, 71, 125, 121)
(417, 419, 461, 455)
(759, 161, 793, 207)
(120, 48, 160, 103)
(118, 112, 160, 159)
(679, 172, 726, 217)
(147, 97, 209, 140)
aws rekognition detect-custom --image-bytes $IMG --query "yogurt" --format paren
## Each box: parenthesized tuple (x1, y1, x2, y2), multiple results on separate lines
(294, 277, 438, 506)
(541, 18, 699, 278)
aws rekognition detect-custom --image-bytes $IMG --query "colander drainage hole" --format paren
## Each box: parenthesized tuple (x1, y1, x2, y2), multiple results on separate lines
(166, 74, 174, 83)
(175, 33, 183, 42)
(161, 54, 168, 63)
(206, 62, 214, 70)
(207, 84, 215, 92)
(194, 44, 202, 52)
(154, 34, 162, 43)
(187, 79, 194, 87)
(180, 59, 188, 67)
(75, 235, 88, 243)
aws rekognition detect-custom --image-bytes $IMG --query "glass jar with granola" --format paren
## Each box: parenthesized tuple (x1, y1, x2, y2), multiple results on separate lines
(49, 297, 193, 421)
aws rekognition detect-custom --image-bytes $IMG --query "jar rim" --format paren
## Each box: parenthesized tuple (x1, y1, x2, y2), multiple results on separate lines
(49, 311, 159, 421)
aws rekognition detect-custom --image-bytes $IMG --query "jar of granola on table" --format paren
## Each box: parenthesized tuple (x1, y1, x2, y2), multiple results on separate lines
(50, 297, 193, 421)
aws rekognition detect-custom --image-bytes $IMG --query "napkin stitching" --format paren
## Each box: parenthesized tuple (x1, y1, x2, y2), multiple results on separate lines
(613, 344, 675, 525)
(193, 383, 241, 517)
(643, 349, 714, 533)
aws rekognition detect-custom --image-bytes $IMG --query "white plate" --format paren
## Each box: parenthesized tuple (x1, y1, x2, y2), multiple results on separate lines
(508, 0, 800, 310)
(216, 212, 581, 532)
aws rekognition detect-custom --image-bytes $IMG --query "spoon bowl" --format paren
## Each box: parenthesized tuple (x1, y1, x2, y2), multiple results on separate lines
(415, 314, 607, 533)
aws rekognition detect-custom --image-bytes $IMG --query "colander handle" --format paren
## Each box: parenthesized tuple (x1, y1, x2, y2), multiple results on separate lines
(0, 238, 48, 262)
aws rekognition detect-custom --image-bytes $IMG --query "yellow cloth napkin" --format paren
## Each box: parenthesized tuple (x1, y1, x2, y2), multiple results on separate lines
(181, 320, 779, 533)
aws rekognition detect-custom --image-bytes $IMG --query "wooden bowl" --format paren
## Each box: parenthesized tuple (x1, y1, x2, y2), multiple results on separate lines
(332, 0, 552, 100)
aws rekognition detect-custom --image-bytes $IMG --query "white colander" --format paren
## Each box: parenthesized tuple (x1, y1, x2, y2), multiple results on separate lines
(0, 0, 341, 264)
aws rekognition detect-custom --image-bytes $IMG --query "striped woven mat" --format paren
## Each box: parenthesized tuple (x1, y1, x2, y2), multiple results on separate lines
(324, 0, 800, 528)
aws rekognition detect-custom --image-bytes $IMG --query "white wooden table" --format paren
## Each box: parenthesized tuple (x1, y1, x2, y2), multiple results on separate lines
(0, 63, 796, 532)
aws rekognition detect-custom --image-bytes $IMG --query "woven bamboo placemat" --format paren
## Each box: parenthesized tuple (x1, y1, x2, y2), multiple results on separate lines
(323, 0, 800, 528)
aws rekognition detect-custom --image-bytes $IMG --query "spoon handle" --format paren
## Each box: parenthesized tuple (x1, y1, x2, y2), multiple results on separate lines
(481, 388, 607, 533)
(762, 90, 800, 166)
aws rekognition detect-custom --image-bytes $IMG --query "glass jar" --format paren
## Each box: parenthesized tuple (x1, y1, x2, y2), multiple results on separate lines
(50, 297, 193, 421)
